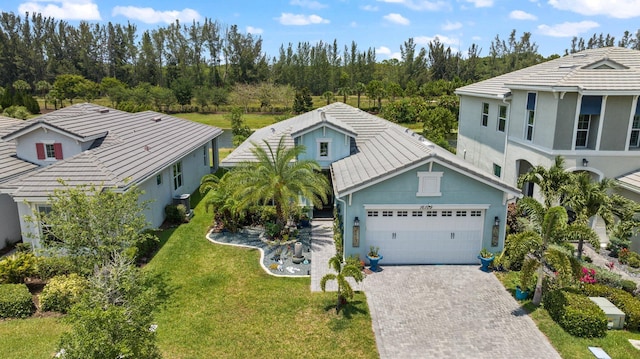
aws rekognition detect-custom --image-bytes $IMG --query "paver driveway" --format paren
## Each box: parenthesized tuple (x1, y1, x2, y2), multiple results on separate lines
(363, 266, 561, 359)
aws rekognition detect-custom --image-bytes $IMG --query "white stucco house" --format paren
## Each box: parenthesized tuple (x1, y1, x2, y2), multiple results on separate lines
(0, 104, 222, 249)
(223, 102, 521, 264)
(455, 47, 640, 250)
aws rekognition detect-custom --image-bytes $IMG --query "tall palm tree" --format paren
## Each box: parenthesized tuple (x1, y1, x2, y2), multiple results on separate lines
(517, 156, 573, 209)
(518, 199, 598, 305)
(320, 254, 364, 313)
(354, 82, 366, 109)
(230, 135, 330, 227)
(562, 172, 615, 258)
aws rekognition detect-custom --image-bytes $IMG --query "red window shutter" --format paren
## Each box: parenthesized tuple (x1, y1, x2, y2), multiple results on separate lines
(53, 143, 63, 160)
(36, 143, 45, 160)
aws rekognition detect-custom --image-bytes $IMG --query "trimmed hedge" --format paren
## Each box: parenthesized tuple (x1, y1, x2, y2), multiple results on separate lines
(544, 289, 607, 338)
(0, 252, 39, 284)
(582, 284, 640, 331)
(40, 273, 87, 313)
(0, 284, 35, 318)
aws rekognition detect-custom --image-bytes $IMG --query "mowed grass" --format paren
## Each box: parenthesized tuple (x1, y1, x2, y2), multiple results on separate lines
(496, 271, 640, 359)
(144, 191, 377, 359)
(175, 112, 286, 130)
(0, 317, 69, 358)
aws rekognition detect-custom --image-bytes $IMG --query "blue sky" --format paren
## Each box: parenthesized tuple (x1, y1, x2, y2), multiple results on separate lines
(3, 0, 640, 60)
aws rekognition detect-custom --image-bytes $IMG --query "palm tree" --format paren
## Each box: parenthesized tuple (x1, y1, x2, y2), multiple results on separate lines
(322, 91, 334, 105)
(517, 156, 572, 209)
(320, 254, 364, 313)
(202, 173, 247, 232)
(562, 172, 615, 258)
(518, 198, 598, 305)
(337, 86, 351, 104)
(230, 135, 330, 227)
(354, 82, 366, 109)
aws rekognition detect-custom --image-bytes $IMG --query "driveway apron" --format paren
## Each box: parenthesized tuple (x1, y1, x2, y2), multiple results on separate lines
(363, 266, 561, 359)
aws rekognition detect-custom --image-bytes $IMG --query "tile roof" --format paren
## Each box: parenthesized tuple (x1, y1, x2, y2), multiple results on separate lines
(222, 102, 520, 197)
(617, 169, 640, 194)
(456, 47, 640, 98)
(0, 104, 222, 199)
(0, 117, 40, 182)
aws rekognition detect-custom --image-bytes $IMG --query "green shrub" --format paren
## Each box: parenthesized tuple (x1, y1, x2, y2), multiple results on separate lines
(582, 284, 640, 331)
(0, 252, 39, 284)
(36, 255, 75, 279)
(607, 237, 630, 257)
(164, 204, 187, 224)
(544, 289, 607, 338)
(500, 232, 541, 271)
(265, 222, 283, 239)
(628, 253, 640, 268)
(621, 280, 638, 294)
(40, 274, 87, 313)
(0, 284, 35, 318)
(135, 231, 160, 261)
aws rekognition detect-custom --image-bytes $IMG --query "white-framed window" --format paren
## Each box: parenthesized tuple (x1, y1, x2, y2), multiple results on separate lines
(37, 205, 58, 243)
(382, 210, 393, 217)
(497, 105, 507, 132)
(367, 210, 379, 217)
(397, 210, 408, 217)
(441, 210, 452, 217)
(316, 138, 332, 160)
(45, 144, 56, 159)
(456, 210, 467, 217)
(425, 210, 438, 217)
(411, 210, 423, 217)
(470, 210, 482, 217)
(172, 161, 183, 190)
(203, 145, 208, 166)
(481, 103, 489, 127)
(525, 92, 536, 141)
(630, 115, 640, 148)
(576, 114, 591, 148)
(416, 172, 443, 197)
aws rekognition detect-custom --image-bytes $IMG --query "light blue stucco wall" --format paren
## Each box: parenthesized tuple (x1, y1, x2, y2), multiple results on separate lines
(295, 126, 351, 169)
(338, 161, 508, 261)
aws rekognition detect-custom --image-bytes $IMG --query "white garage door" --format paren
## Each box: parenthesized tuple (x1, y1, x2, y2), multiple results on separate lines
(365, 208, 484, 264)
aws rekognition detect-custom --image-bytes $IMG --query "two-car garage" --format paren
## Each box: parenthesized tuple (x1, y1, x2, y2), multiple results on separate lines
(364, 205, 486, 264)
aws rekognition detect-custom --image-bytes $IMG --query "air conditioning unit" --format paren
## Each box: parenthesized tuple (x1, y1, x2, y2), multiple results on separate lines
(173, 194, 191, 216)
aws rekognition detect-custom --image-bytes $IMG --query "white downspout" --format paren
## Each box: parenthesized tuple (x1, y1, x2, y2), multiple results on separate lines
(335, 196, 347, 260)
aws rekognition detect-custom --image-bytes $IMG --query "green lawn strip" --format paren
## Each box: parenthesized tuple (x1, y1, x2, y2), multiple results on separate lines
(0, 316, 69, 358)
(496, 271, 640, 358)
(174, 113, 283, 129)
(146, 191, 377, 358)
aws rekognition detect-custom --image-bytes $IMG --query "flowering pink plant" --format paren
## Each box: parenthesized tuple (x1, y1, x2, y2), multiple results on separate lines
(606, 262, 615, 271)
(579, 267, 597, 284)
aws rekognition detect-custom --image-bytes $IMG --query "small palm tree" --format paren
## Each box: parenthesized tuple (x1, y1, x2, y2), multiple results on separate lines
(517, 156, 572, 209)
(320, 254, 364, 313)
(230, 135, 330, 227)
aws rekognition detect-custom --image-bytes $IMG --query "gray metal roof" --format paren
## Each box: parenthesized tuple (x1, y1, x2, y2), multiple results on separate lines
(456, 47, 640, 98)
(0, 117, 40, 183)
(617, 169, 640, 194)
(223, 102, 520, 198)
(0, 104, 222, 199)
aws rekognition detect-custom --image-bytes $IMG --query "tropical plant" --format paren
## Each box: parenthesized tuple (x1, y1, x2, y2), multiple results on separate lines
(368, 246, 380, 258)
(320, 254, 364, 313)
(202, 172, 247, 232)
(517, 156, 572, 209)
(229, 135, 330, 229)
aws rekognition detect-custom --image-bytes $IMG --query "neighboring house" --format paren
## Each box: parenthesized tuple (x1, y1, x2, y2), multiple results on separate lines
(0, 104, 222, 249)
(223, 103, 520, 264)
(455, 47, 640, 250)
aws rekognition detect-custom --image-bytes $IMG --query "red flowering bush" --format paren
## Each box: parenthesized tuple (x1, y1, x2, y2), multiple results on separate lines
(580, 267, 597, 284)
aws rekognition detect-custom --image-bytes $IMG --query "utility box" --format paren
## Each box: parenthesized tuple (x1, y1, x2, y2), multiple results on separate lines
(173, 194, 191, 213)
(589, 297, 625, 330)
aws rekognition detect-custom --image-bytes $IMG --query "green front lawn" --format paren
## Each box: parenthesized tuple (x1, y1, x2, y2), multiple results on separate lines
(175, 112, 284, 130)
(0, 317, 69, 358)
(496, 271, 640, 359)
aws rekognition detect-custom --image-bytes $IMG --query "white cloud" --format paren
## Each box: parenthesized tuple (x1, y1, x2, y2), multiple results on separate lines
(383, 13, 410, 25)
(246, 26, 263, 34)
(537, 20, 600, 37)
(549, 0, 640, 19)
(362, 5, 379, 11)
(276, 13, 330, 25)
(289, 0, 328, 10)
(376, 0, 450, 11)
(112, 6, 201, 24)
(442, 21, 462, 31)
(350, 21, 358, 27)
(376, 46, 402, 60)
(509, 10, 537, 20)
(464, 0, 493, 7)
(19, 0, 101, 20)
(414, 34, 459, 47)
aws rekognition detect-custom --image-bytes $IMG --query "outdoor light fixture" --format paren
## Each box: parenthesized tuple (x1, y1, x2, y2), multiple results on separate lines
(494, 216, 500, 226)
(352, 217, 360, 247)
(353, 217, 360, 227)
(492, 216, 500, 247)
(582, 158, 589, 167)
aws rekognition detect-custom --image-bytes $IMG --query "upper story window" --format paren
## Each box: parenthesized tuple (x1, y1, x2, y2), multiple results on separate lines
(576, 96, 602, 149)
(493, 163, 502, 177)
(630, 115, 640, 148)
(481, 103, 489, 127)
(316, 138, 332, 160)
(576, 115, 591, 148)
(497, 105, 507, 132)
(36, 142, 63, 161)
(416, 172, 443, 197)
(525, 93, 536, 141)
(172, 161, 183, 190)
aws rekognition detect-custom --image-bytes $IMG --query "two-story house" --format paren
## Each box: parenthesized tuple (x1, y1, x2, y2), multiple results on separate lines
(0, 104, 222, 250)
(223, 102, 520, 264)
(455, 47, 640, 250)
